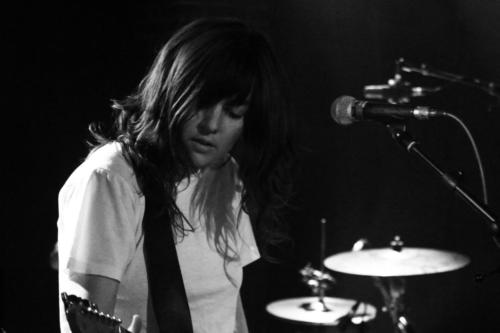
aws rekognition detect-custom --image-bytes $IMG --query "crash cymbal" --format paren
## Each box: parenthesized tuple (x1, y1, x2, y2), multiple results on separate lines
(266, 296, 376, 326)
(324, 248, 470, 277)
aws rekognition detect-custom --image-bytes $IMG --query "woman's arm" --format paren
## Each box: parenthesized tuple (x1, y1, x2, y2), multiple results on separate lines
(65, 273, 142, 332)
(68, 272, 119, 315)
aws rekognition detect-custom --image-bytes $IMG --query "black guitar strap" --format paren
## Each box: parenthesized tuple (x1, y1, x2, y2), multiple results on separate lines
(143, 200, 193, 333)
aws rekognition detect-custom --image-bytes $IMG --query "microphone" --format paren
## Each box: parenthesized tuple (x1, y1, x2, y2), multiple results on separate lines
(331, 95, 445, 125)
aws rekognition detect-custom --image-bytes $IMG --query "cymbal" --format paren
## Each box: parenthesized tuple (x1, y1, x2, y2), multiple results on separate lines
(324, 248, 470, 277)
(266, 296, 376, 326)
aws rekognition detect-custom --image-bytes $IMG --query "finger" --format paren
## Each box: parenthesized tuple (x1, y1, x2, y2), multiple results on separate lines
(127, 314, 142, 333)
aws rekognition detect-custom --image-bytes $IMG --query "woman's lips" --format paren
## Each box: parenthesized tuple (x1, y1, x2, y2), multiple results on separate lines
(191, 138, 215, 152)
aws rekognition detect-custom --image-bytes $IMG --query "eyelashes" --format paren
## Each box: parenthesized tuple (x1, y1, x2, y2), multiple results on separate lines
(223, 104, 248, 119)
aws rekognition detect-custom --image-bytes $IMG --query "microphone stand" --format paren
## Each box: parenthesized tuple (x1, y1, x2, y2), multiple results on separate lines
(386, 124, 500, 249)
(397, 58, 500, 99)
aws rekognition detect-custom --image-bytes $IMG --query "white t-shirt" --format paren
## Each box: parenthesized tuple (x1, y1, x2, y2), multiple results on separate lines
(58, 142, 260, 333)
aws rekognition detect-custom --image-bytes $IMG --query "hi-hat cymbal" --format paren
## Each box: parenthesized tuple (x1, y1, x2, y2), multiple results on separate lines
(324, 248, 470, 277)
(266, 296, 376, 326)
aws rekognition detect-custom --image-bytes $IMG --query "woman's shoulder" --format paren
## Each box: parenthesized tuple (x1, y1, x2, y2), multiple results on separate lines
(86, 142, 130, 171)
(67, 142, 139, 193)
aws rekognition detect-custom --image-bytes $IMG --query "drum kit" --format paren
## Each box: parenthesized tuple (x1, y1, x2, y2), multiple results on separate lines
(265, 58, 500, 332)
(265, 233, 470, 333)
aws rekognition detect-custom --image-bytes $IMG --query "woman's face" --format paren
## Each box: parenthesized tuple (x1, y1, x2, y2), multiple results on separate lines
(181, 99, 248, 170)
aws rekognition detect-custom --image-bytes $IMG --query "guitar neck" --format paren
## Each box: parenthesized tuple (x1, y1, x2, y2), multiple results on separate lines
(62, 292, 133, 333)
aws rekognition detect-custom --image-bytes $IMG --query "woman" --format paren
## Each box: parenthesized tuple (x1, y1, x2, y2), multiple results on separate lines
(57, 17, 294, 333)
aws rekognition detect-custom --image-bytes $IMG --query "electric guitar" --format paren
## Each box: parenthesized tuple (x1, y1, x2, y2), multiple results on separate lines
(61, 292, 131, 333)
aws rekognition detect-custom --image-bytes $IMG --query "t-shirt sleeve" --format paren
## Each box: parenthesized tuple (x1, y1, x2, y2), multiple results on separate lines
(58, 168, 138, 281)
(237, 210, 260, 267)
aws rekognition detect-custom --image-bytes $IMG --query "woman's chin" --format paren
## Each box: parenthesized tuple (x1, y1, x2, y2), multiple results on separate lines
(189, 152, 214, 170)
(189, 152, 228, 171)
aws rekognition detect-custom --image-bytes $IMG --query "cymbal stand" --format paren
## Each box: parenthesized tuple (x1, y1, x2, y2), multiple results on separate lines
(373, 276, 414, 333)
(299, 263, 335, 310)
(299, 219, 335, 312)
(352, 236, 416, 333)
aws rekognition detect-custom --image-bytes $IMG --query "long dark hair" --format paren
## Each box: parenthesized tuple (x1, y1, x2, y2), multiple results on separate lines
(90, 17, 295, 259)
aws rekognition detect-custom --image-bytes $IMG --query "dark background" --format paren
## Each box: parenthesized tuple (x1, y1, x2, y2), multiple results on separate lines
(4, 1, 500, 332)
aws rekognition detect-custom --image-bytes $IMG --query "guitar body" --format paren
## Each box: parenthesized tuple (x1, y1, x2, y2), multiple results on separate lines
(61, 292, 130, 333)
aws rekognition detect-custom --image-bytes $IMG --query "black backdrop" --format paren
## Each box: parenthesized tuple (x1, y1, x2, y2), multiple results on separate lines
(4, 1, 500, 332)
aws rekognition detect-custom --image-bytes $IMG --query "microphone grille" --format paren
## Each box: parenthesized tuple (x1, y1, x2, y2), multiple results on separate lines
(331, 95, 356, 125)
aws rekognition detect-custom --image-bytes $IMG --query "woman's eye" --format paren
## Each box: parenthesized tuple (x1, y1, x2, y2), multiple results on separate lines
(229, 111, 244, 119)
(224, 105, 246, 119)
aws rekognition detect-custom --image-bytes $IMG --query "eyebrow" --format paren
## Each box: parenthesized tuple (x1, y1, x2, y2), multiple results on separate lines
(224, 93, 251, 107)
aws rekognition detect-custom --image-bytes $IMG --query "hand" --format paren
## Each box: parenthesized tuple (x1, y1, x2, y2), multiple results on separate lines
(127, 314, 142, 333)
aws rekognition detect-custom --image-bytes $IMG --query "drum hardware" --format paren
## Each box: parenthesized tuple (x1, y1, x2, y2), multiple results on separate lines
(398, 58, 500, 99)
(363, 58, 442, 104)
(363, 76, 441, 104)
(351, 238, 370, 252)
(389, 235, 403, 252)
(298, 218, 335, 312)
(265, 296, 376, 327)
(267, 269, 374, 330)
(376, 237, 413, 333)
(474, 264, 500, 283)
(373, 275, 413, 333)
(299, 264, 336, 312)
(364, 57, 500, 105)
(352, 236, 414, 333)
(325, 235, 471, 333)
(266, 219, 377, 331)
(325, 237, 470, 277)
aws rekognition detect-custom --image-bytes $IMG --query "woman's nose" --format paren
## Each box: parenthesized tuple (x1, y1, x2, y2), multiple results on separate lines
(198, 103, 223, 134)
